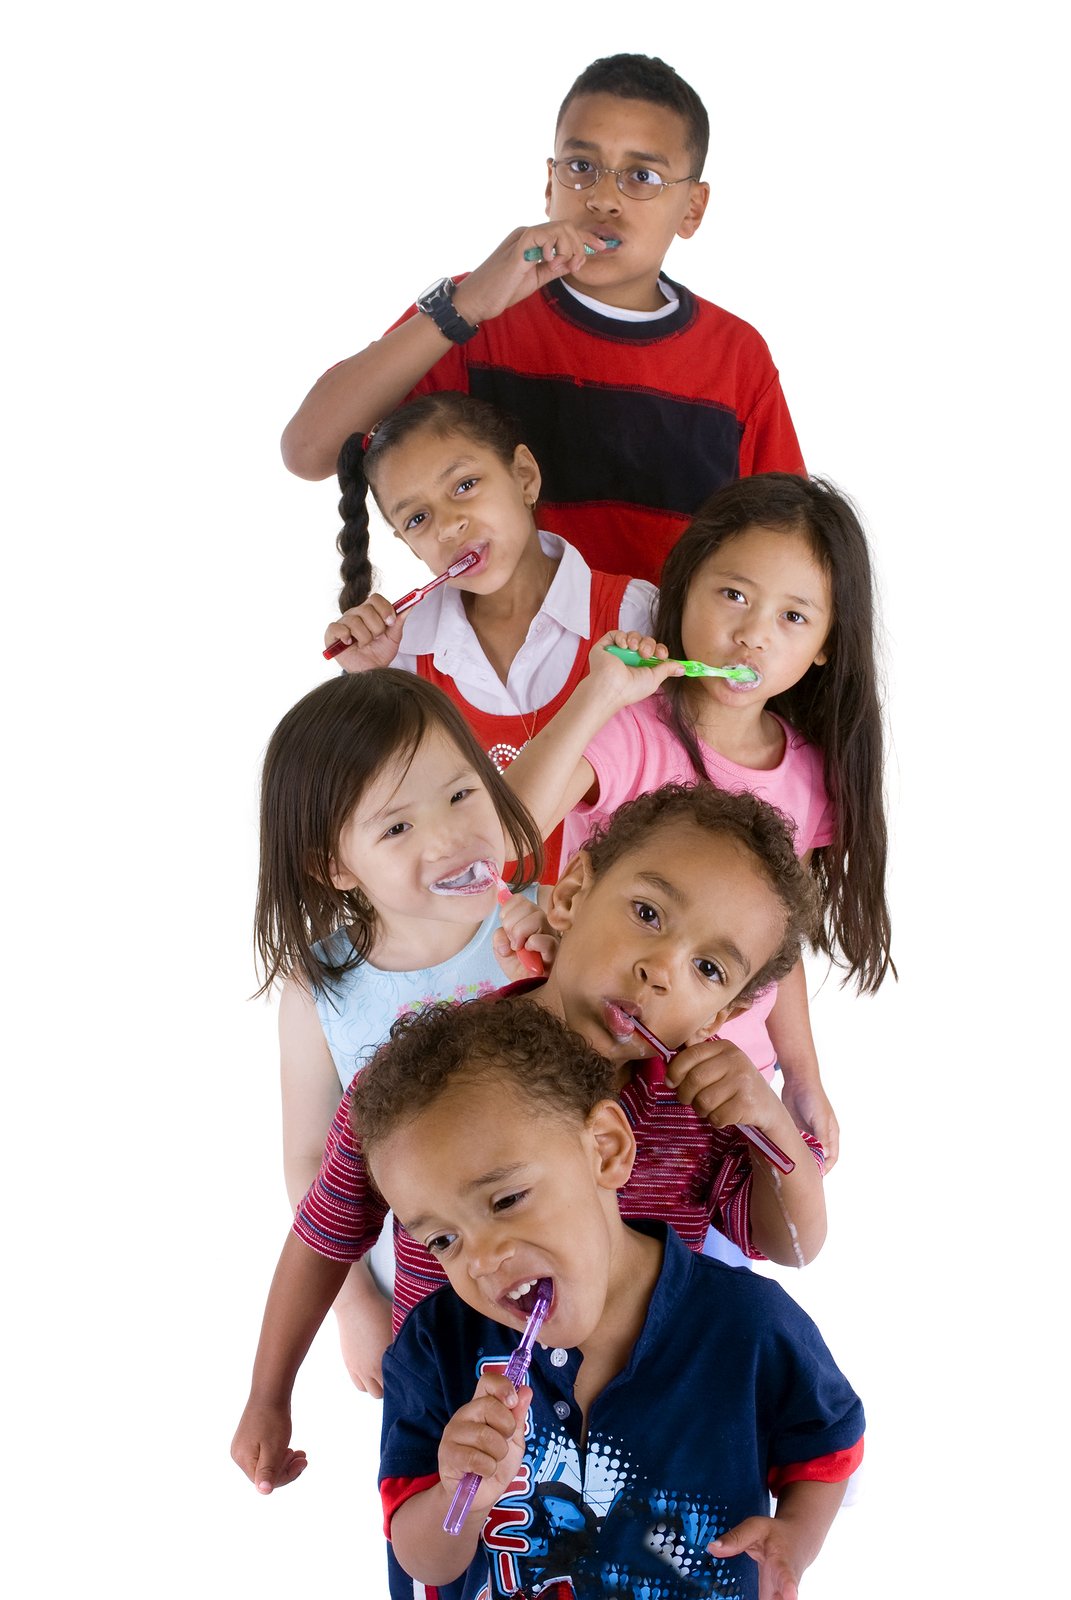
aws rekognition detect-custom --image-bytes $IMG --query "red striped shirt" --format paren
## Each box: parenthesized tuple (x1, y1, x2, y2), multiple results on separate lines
(293, 1051, 823, 1335)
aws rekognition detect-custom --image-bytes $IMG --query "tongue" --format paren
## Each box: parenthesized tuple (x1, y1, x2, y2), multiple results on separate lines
(517, 1277, 552, 1317)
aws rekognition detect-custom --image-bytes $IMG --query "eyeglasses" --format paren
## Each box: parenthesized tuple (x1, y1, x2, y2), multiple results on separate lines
(549, 157, 698, 201)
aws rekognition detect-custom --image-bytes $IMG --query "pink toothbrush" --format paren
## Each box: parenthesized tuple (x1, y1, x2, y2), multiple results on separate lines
(629, 1018, 796, 1174)
(491, 869, 544, 978)
(323, 547, 483, 660)
(443, 1278, 553, 1535)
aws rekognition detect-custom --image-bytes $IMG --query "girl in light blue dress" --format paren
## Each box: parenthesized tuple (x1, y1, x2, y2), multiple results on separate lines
(254, 668, 547, 1398)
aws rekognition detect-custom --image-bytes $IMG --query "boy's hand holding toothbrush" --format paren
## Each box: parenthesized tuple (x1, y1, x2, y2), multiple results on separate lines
(451, 222, 620, 326)
(324, 594, 406, 671)
(492, 890, 559, 981)
(438, 1370, 533, 1526)
(664, 1038, 827, 1266)
(665, 1038, 799, 1145)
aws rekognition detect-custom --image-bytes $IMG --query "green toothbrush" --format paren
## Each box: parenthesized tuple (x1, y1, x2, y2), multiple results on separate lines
(606, 644, 758, 683)
(523, 240, 621, 261)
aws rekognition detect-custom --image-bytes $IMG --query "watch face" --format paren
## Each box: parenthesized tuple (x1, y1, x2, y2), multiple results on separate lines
(417, 277, 454, 310)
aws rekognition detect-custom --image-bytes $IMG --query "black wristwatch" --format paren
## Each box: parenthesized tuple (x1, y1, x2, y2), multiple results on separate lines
(416, 277, 479, 345)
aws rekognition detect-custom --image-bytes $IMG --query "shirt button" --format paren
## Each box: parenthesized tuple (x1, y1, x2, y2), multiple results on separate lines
(553, 1400, 571, 1420)
(550, 1348, 568, 1367)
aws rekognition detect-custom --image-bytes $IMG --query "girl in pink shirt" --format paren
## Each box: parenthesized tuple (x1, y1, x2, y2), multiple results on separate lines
(505, 472, 894, 1173)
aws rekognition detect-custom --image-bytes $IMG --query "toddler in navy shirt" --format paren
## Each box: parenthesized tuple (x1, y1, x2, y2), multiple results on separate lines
(353, 998, 863, 1600)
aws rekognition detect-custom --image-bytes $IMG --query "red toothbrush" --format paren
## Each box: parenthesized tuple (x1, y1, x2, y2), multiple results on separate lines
(491, 869, 544, 978)
(628, 1018, 796, 1174)
(323, 547, 484, 660)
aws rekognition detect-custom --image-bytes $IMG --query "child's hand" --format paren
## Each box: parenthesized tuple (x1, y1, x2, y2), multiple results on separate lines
(453, 224, 618, 326)
(230, 1398, 308, 1495)
(780, 1076, 840, 1170)
(334, 1287, 393, 1400)
(492, 891, 559, 980)
(585, 629, 684, 713)
(665, 1038, 794, 1141)
(708, 1517, 805, 1600)
(438, 1372, 532, 1514)
(324, 594, 405, 672)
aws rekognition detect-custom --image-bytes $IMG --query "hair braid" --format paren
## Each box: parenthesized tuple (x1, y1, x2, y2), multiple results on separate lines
(335, 432, 375, 612)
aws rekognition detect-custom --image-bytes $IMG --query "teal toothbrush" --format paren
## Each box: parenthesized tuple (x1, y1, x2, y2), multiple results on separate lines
(606, 644, 758, 683)
(524, 240, 621, 262)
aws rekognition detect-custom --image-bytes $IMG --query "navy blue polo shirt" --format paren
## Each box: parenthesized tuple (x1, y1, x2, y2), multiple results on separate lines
(380, 1222, 864, 1600)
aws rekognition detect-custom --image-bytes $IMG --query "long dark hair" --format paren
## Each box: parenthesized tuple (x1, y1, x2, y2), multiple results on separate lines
(654, 473, 893, 993)
(335, 392, 528, 613)
(254, 670, 544, 996)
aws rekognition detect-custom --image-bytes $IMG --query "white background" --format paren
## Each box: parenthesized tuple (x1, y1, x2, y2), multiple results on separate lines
(4, 3, 1067, 1594)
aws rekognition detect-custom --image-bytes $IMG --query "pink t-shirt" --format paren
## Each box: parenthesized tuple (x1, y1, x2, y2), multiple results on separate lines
(562, 694, 835, 1075)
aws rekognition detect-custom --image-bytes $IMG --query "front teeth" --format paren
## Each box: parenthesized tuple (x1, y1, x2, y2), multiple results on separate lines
(506, 1279, 537, 1301)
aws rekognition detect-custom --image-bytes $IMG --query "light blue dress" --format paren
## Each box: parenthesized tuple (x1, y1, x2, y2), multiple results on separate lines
(312, 905, 521, 1090)
(311, 902, 533, 1297)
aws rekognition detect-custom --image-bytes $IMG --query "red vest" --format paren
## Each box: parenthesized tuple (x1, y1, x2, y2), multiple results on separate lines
(415, 569, 632, 881)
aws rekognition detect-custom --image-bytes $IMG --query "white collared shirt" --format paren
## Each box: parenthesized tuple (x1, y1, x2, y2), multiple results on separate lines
(394, 530, 657, 715)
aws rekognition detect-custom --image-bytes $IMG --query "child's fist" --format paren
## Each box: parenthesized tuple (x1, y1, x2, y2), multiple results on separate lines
(438, 1372, 532, 1514)
(586, 629, 683, 710)
(324, 593, 405, 672)
(492, 889, 556, 980)
(665, 1037, 789, 1137)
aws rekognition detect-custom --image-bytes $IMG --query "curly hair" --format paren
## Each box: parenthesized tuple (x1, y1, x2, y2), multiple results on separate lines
(581, 782, 819, 1007)
(350, 998, 616, 1165)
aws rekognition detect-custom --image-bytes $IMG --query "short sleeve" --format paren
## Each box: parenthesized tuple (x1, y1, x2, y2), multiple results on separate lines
(738, 365, 806, 478)
(763, 1306, 865, 1474)
(291, 1081, 388, 1262)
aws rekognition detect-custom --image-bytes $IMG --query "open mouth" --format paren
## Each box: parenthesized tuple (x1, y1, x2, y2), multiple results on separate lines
(601, 998, 640, 1043)
(453, 541, 490, 579)
(724, 662, 762, 691)
(429, 859, 497, 897)
(500, 1275, 553, 1320)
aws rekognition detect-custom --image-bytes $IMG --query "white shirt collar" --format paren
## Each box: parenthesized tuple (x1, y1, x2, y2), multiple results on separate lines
(398, 529, 591, 655)
(559, 276, 680, 323)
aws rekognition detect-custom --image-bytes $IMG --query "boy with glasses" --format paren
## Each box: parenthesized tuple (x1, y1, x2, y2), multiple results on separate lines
(282, 54, 804, 586)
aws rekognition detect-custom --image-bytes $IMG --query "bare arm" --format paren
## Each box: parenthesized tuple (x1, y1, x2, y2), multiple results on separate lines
(281, 222, 611, 480)
(389, 1374, 532, 1585)
(766, 960, 840, 1169)
(665, 1039, 827, 1266)
(280, 979, 392, 1397)
(504, 631, 681, 837)
(708, 1479, 848, 1599)
(230, 1230, 350, 1492)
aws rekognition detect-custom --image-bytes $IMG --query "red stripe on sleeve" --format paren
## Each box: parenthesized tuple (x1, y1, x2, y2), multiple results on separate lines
(380, 1472, 441, 1538)
(767, 1437, 864, 1495)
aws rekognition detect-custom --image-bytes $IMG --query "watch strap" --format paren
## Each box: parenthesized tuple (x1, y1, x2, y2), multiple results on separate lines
(417, 278, 479, 345)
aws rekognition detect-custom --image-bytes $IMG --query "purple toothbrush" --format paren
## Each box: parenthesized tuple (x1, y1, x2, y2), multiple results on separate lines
(442, 1278, 553, 1536)
(629, 1018, 796, 1175)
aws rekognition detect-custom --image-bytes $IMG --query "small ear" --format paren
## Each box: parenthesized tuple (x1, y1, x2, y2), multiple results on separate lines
(546, 850, 593, 933)
(325, 857, 360, 892)
(676, 181, 710, 240)
(813, 647, 829, 667)
(588, 1099, 636, 1191)
(512, 444, 542, 506)
(545, 158, 554, 216)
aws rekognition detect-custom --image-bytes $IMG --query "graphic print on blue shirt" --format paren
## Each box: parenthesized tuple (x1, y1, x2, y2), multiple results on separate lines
(381, 1226, 863, 1600)
(482, 1407, 741, 1598)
